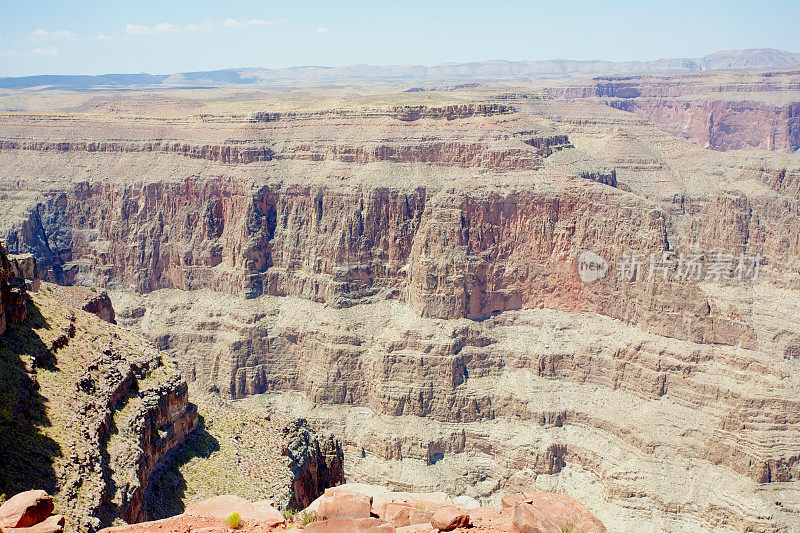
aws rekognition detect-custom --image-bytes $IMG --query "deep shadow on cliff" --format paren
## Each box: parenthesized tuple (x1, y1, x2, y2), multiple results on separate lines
(0, 299, 62, 497)
(283, 418, 345, 511)
(144, 415, 219, 520)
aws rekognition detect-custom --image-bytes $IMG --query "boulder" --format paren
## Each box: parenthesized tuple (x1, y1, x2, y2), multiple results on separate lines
(451, 495, 480, 510)
(468, 506, 513, 529)
(304, 517, 395, 533)
(318, 493, 372, 520)
(252, 499, 275, 508)
(4, 514, 65, 533)
(372, 491, 451, 519)
(512, 503, 563, 533)
(395, 524, 434, 533)
(430, 507, 470, 531)
(0, 491, 54, 529)
(380, 502, 432, 528)
(506, 491, 607, 533)
(383, 502, 413, 527)
(185, 495, 285, 527)
(323, 483, 389, 500)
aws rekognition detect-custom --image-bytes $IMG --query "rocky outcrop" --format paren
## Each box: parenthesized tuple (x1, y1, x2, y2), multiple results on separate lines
(46, 286, 116, 324)
(391, 104, 514, 121)
(97, 484, 606, 532)
(0, 245, 36, 335)
(546, 70, 800, 151)
(521, 135, 572, 156)
(283, 419, 345, 510)
(608, 99, 800, 151)
(0, 286, 197, 532)
(79, 292, 115, 324)
(0, 140, 274, 164)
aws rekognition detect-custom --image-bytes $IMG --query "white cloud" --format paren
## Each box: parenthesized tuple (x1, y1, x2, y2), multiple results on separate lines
(221, 18, 245, 28)
(126, 22, 180, 36)
(128, 17, 284, 36)
(247, 18, 282, 26)
(316, 26, 329, 34)
(97, 34, 114, 41)
(32, 46, 59, 56)
(187, 22, 215, 31)
(28, 29, 75, 42)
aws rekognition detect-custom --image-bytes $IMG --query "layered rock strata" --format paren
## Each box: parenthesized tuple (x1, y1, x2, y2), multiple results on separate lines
(546, 69, 800, 151)
(1, 81, 800, 532)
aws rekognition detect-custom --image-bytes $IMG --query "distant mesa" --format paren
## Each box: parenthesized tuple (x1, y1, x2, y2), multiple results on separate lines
(1, 49, 798, 90)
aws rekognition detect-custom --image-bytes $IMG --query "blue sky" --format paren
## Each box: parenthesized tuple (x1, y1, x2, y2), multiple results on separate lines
(0, 0, 798, 77)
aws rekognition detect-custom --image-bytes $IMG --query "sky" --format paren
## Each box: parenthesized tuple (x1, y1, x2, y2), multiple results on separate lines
(0, 0, 798, 77)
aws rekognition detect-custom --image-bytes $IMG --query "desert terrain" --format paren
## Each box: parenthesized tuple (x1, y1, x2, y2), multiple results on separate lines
(1, 50, 800, 532)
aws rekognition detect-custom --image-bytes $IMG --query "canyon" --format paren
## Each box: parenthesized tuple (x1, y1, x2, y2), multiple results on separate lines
(1, 53, 800, 532)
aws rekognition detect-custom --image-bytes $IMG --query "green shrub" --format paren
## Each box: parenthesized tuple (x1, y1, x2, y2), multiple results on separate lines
(283, 508, 297, 521)
(562, 523, 580, 533)
(298, 510, 317, 526)
(227, 512, 242, 529)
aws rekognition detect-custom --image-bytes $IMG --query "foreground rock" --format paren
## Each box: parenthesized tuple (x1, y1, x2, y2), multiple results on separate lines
(97, 484, 605, 532)
(0, 491, 55, 529)
(185, 495, 285, 527)
(0, 491, 64, 533)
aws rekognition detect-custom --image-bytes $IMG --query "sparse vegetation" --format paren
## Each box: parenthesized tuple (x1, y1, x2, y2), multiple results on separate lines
(415, 503, 426, 510)
(146, 399, 290, 520)
(562, 522, 580, 533)
(227, 512, 242, 529)
(283, 508, 297, 522)
(298, 510, 318, 526)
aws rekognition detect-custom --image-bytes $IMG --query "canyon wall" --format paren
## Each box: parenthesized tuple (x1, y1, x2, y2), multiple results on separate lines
(1, 82, 800, 532)
(546, 70, 800, 151)
(6, 177, 788, 351)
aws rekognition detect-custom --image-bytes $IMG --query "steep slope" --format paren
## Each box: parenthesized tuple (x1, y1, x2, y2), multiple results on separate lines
(0, 266, 198, 531)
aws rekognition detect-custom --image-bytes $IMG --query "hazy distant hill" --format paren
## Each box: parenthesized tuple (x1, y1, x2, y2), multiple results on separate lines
(1, 48, 799, 89)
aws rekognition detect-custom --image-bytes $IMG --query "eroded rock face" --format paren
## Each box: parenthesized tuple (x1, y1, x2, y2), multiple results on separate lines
(283, 419, 346, 510)
(2, 80, 800, 532)
(546, 70, 800, 151)
(0, 245, 35, 335)
(0, 285, 197, 532)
